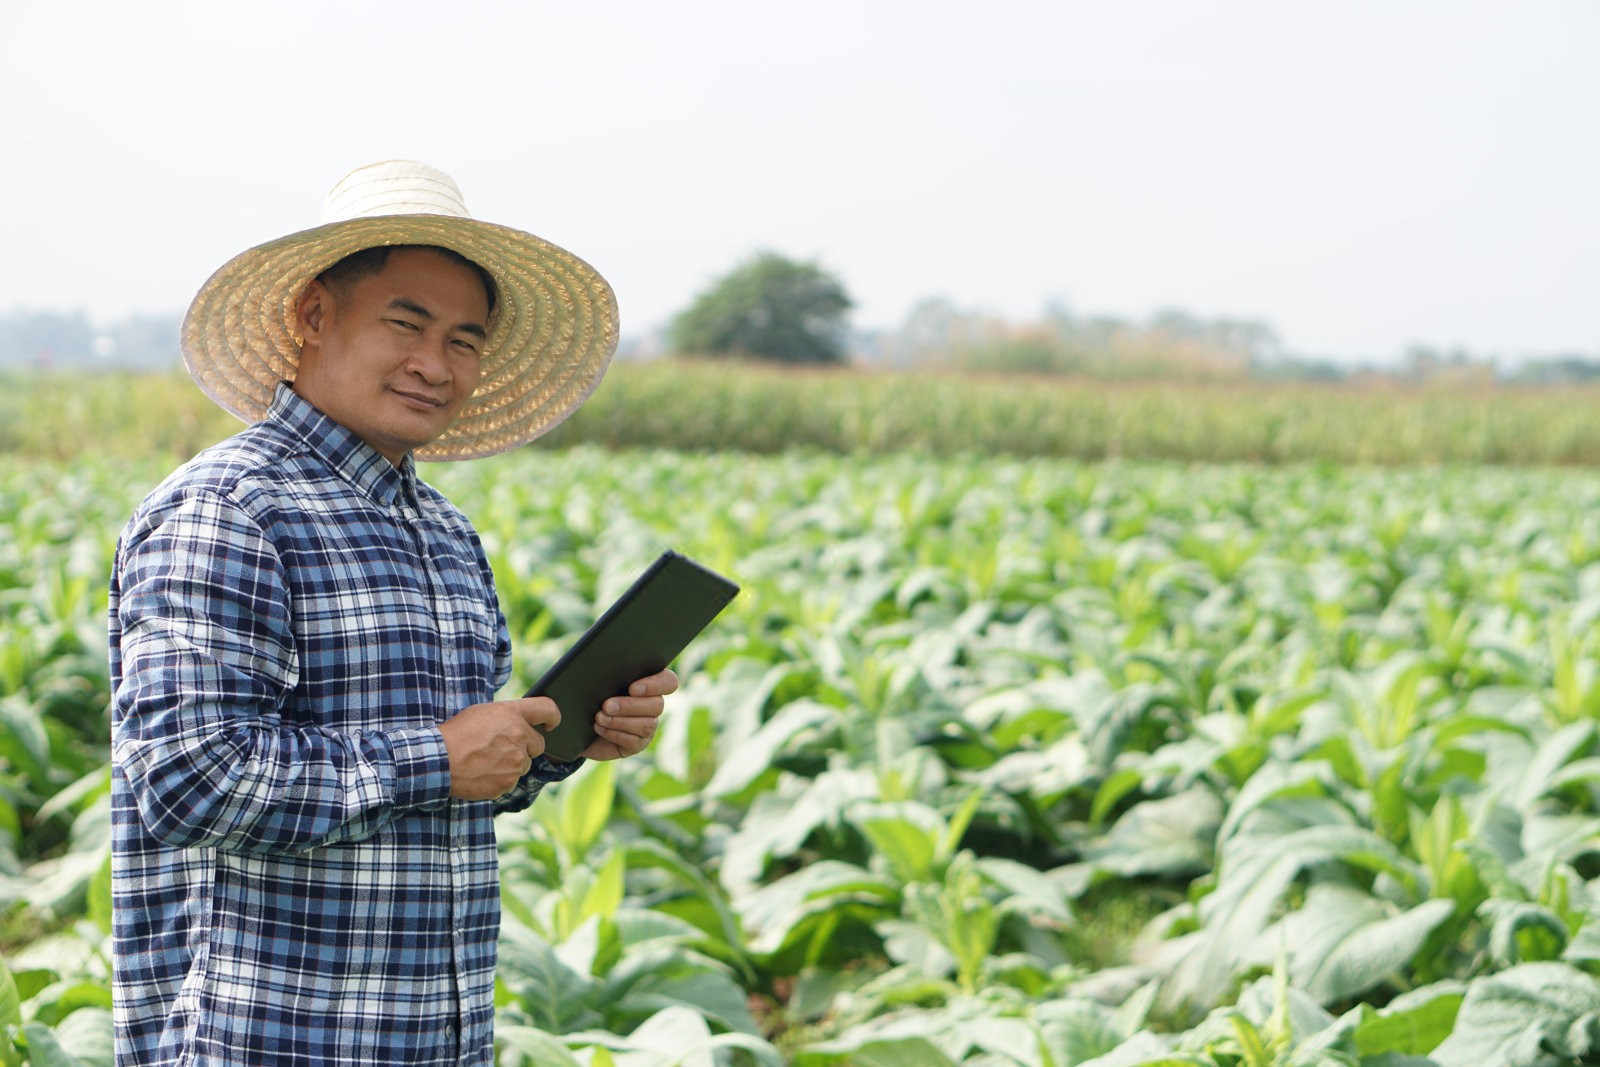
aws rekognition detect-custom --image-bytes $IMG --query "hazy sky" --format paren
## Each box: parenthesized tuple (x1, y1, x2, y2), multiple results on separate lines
(2, 0, 1595, 362)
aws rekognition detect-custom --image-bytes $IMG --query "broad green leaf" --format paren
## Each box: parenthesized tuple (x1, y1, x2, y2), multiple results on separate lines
(794, 1036, 958, 1067)
(1085, 788, 1221, 879)
(1258, 885, 1455, 1005)
(0, 958, 19, 1028)
(1089, 767, 1144, 826)
(581, 850, 626, 924)
(849, 802, 942, 885)
(1166, 824, 1423, 1010)
(13, 1023, 82, 1067)
(696, 1032, 785, 1067)
(1076, 1032, 1191, 1066)
(86, 852, 112, 937)
(976, 857, 1074, 926)
(1217, 760, 1340, 845)
(27, 983, 114, 1028)
(587, 1004, 781, 1066)
(1229, 1015, 1270, 1067)
(1512, 722, 1596, 813)
(1479, 898, 1569, 966)
(875, 919, 956, 977)
(620, 841, 748, 973)
(702, 699, 835, 798)
(31, 767, 111, 827)
(719, 769, 876, 893)
(0, 956, 19, 1067)
(9, 970, 57, 1003)
(494, 1025, 583, 1067)
(734, 860, 898, 957)
(601, 945, 759, 1035)
(937, 788, 984, 862)
(1033, 998, 1128, 1066)
(963, 1018, 1040, 1064)
(1563, 913, 1600, 964)
(47, 1009, 111, 1067)
(496, 925, 602, 1034)
(1431, 963, 1600, 1067)
(1312, 895, 1452, 1004)
(554, 914, 621, 978)
(613, 1004, 713, 1064)
(549, 760, 614, 863)
(1352, 985, 1464, 1057)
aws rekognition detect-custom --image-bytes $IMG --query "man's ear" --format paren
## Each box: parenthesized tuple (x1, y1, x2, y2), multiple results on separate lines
(296, 279, 333, 348)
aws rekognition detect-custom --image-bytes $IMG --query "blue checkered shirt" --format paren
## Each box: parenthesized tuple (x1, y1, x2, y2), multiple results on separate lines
(109, 383, 576, 1066)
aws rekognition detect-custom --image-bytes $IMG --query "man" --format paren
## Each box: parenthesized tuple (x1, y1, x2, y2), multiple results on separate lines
(108, 161, 668, 1065)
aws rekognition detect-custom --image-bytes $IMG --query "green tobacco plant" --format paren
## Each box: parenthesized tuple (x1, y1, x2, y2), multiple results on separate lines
(10, 441, 1600, 1060)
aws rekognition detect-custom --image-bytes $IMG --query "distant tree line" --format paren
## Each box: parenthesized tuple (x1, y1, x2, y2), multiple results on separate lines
(860, 296, 1283, 381)
(0, 310, 181, 370)
(6, 250, 1598, 385)
(659, 252, 1600, 385)
(857, 298, 1600, 386)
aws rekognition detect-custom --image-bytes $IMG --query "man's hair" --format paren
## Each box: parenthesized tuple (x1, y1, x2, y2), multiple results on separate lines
(316, 245, 498, 316)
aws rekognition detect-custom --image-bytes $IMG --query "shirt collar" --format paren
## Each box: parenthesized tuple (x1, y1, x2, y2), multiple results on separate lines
(267, 382, 421, 508)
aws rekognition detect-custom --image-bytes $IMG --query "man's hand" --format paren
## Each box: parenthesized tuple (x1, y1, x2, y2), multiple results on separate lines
(581, 668, 677, 761)
(437, 698, 560, 800)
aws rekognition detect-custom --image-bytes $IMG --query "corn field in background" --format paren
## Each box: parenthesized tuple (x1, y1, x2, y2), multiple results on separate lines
(4, 364, 1600, 466)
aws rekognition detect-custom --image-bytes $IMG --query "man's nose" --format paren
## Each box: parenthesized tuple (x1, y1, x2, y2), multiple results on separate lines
(407, 340, 452, 385)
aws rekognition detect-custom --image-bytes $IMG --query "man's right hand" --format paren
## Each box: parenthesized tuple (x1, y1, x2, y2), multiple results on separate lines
(437, 698, 561, 800)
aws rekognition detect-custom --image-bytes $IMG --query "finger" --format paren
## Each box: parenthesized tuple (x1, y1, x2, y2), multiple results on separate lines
(594, 714, 660, 740)
(626, 669, 678, 699)
(601, 696, 665, 719)
(589, 731, 644, 758)
(515, 698, 561, 731)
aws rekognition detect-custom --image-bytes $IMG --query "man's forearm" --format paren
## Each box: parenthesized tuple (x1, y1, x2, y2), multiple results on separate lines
(115, 714, 452, 853)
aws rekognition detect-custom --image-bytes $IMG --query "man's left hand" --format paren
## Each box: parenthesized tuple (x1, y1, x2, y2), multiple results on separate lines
(581, 668, 677, 761)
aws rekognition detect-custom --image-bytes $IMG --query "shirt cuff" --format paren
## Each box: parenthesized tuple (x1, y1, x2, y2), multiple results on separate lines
(528, 754, 584, 783)
(389, 726, 453, 810)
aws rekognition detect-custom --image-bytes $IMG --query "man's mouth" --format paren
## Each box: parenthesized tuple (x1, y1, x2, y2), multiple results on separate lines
(391, 388, 446, 408)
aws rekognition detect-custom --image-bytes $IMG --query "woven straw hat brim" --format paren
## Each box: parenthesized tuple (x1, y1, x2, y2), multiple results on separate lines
(181, 214, 618, 460)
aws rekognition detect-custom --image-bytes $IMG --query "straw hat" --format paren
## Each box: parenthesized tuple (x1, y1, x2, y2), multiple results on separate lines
(180, 160, 619, 460)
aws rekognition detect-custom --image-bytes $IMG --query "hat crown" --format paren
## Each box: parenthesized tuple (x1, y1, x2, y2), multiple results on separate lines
(320, 160, 470, 224)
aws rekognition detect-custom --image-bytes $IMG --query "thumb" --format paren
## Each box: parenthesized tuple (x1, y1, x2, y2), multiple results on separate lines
(516, 697, 561, 732)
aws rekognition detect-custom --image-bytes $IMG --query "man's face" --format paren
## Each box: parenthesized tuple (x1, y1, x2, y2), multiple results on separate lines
(292, 247, 490, 465)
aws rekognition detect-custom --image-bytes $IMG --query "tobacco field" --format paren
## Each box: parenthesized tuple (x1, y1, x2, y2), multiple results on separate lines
(5, 444, 1600, 1065)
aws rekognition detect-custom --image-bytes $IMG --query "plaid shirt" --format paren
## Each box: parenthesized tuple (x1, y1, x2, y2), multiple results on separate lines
(109, 383, 576, 1066)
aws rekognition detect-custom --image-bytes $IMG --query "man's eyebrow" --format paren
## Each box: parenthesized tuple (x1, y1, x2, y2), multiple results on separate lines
(388, 297, 486, 338)
(387, 298, 434, 321)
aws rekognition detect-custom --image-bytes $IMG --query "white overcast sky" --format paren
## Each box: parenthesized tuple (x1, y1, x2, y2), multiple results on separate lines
(2, 0, 1595, 362)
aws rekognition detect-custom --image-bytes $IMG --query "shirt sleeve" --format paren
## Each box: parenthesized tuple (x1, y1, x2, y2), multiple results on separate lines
(111, 489, 454, 855)
(491, 753, 584, 814)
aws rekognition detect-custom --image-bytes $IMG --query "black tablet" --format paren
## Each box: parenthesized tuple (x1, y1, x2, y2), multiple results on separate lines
(525, 550, 740, 762)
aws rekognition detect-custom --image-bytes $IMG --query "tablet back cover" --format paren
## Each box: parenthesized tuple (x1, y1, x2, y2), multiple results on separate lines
(528, 551, 739, 762)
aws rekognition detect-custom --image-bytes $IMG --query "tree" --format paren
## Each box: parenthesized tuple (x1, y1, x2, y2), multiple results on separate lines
(668, 251, 853, 364)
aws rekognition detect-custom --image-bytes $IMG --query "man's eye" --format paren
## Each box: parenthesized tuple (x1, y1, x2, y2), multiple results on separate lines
(388, 319, 420, 331)
(453, 339, 480, 355)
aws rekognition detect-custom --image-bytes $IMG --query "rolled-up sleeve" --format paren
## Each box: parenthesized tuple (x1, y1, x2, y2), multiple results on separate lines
(112, 490, 453, 854)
